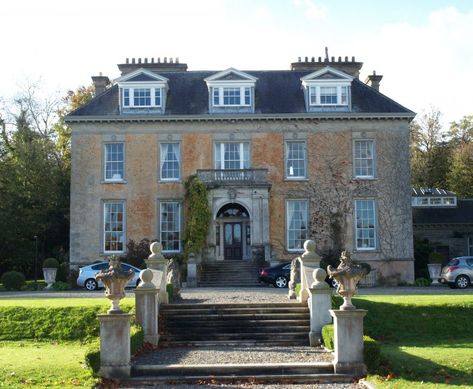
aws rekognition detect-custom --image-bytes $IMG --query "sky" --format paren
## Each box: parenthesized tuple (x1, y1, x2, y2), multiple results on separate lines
(1, 0, 472, 126)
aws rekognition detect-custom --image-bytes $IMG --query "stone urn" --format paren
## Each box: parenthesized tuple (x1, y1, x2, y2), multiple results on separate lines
(95, 255, 133, 314)
(327, 250, 368, 310)
(42, 257, 59, 289)
(427, 264, 442, 285)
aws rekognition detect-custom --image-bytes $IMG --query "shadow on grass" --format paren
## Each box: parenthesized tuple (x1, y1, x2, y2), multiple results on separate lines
(378, 344, 472, 386)
(351, 297, 473, 386)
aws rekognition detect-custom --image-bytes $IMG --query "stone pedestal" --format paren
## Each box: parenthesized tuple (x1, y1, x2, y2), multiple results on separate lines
(146, 242, 168, 304)
(98, 313, 132, 378)
(308, 287, 332, 346)
(298, 240, 321, 303)
(330, 309, 367, 376)
(134, 288, 159, 345)
(187, 253, 197, 287)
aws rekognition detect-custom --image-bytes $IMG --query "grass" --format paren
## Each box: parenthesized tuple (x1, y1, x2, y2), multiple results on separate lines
(353, 294, 473, 389)
(0, 340, 98, 388)
(0, 297, 135, 307)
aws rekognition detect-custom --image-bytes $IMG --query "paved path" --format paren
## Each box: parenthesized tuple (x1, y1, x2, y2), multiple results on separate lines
(1, 284, 472, 300)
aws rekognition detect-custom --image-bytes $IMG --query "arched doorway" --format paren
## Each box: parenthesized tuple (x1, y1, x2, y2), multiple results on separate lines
(216, 203, 250, 260)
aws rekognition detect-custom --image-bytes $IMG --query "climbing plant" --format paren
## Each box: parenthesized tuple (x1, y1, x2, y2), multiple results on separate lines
(184, 175, 211, 258)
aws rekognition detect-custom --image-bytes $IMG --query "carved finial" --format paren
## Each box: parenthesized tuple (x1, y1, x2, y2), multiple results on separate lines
(301, 240, 321, 264)
(137, 268, 155, 289)
(311, 268, 329, 289)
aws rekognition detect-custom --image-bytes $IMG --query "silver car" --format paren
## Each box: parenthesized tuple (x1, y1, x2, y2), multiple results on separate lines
(440, 256, 473, 289)
(77, 261, 141, 291)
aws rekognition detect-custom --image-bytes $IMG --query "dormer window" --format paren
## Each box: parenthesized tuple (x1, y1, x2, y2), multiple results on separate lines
(301, 67, 352, 112)
(212, 86, 252, 107)
(117, 68, 168, 114)
(205, 68, 257, 113)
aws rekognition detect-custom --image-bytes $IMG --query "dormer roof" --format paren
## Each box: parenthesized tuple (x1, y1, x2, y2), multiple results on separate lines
(204, 68, 258, 83)
(116, 68, 169, 84)
(301, 66, 353, 83)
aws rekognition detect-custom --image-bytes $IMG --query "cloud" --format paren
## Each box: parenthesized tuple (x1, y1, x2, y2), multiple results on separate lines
(292, 0, 328, 20)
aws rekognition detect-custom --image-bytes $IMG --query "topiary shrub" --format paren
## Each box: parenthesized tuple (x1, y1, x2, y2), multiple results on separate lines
(428, 252, 444, 264)
(364, 335, 381, 371)
(415, 277, 431, 287)
(43, 257, 59, 268)
(1, 271, 26, 290)
(52, 281, 71, 291)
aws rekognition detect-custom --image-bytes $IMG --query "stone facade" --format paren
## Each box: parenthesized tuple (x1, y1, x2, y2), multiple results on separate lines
(67, 57, 416, 284)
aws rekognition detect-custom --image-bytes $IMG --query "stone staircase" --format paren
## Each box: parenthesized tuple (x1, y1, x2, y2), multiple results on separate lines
(159, 302, 310, 346)
(198, 260, 262, 287)
(123, 302, 354, 385)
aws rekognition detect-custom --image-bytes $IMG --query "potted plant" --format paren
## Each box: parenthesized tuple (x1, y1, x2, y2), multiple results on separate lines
(427, 252, 443, 285)
(42, 258, 59, 289)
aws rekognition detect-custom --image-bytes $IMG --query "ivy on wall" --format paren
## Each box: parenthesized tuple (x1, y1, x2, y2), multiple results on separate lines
(184, 175, 211, 258)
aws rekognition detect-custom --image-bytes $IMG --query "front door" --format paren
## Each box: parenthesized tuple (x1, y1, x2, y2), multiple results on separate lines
(224, 222, 242, 260)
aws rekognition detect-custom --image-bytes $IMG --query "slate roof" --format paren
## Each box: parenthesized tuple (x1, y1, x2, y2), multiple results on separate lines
(68, 70, 414, 118)
(413, 200, 473, 225)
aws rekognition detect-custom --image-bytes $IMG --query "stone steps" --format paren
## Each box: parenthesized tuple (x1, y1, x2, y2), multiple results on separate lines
(199, 261, 262, 287)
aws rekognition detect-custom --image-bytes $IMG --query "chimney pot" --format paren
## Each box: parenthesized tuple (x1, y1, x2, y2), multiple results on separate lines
(164, 57, 167, 63)
(158, 57, 161, 63)
(151, 58, 155, 63)
(91, 74, 110, 96)
(138, 58, 142, 64)
(305, 56, 308, 62)
(352, 56, 355, 62)
(132, 58, 135, 64)
(176, 57, 179, 63)
(331, 56, 335, 62)
(365, 71, 383, 92)
(338, 56, 342, 62)
(170, 57, 174, 63)
(126, 58, 129, 64)
(144, 58, 148, 64)
(298, 57, 301, 62)
(311, 57, 315, 62)
(345, 56, 348, 62)
(318, 57, 322, 62)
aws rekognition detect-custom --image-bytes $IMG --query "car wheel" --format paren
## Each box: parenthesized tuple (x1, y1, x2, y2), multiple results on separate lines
(84, 278, 98, 291)
(455, 275, 470, 289)
(274, 275, 288, 288)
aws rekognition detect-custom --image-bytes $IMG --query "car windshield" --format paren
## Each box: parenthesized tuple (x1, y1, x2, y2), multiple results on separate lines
(447, 258, 460, 266)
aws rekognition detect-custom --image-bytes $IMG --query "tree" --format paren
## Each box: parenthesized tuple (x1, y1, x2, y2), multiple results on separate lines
(448, 142, 473, 198)
(448, 115, 473, 147)
(410, 109, 451, 188)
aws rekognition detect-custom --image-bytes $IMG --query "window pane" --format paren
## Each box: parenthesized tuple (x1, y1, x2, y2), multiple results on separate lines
(160, 202, 180, 252)
(105, 143, 124, 180)
(287, 200, 308, 250)
(213, 88, 219, 105)
(286, 141, 306, 178)
(354, 140, 374, 178)
(223, 87, 241, 105)
(104, 202, 124, 252)
(355, 199, 376, 250)
(309, 87, 317, 105)
(320, 87, 337, 104)
(160, 143, 180, 180)
(133, 88, 151, 106)
(215, 142, 250, 170)
(244, 87, 251, 105)
(155, 88, 161, 106)
(123, 89, 130, 106)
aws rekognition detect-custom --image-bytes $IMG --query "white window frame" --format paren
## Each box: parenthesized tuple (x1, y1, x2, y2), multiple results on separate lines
(308, 84, 349, 106)
(104, 142, 125, 182)
(212, 86, 252, 107)
(122, 86, 162, 108)
(160, 143, 181, 181)
(285, 141, 307, 179)
(354, 199, 377, 251)
(353, 139, 375, 179)
(159, 201, 181, 253)
(286, 199, 309, 252)
(214, 142, 250, 170)
(103, 201, 126, 254)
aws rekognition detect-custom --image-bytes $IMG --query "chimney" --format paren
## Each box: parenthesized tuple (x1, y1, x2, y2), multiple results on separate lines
(365, 71, 383, 92)
(117, 57, 188, 75)
(91, 73, 110, 96)
(291, 55, 363, 78)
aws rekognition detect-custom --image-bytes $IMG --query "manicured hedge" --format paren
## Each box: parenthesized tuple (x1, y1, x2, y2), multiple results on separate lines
(85, 324, 144, 375)
(321, 324, 381, 372)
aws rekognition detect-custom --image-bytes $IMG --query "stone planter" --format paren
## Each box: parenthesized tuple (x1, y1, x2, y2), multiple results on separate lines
(427, 263, 442, 285)
(43, 268, 57, 289)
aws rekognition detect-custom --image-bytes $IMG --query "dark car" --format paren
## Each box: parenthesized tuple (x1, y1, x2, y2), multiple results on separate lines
(259, 262, 292, 288)
(259, 261, 337, 289)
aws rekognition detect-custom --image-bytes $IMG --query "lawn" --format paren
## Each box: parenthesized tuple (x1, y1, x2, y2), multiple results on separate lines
(0, 296, 135, 307)
(0, 341, 98, 388)
(353, 294, 473, 389)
